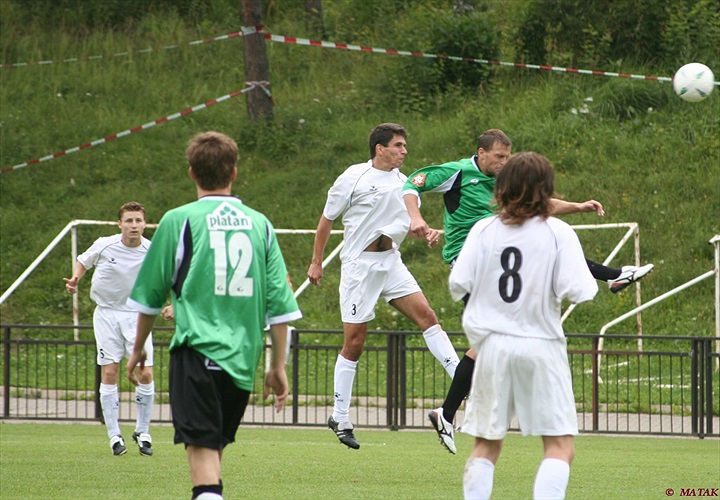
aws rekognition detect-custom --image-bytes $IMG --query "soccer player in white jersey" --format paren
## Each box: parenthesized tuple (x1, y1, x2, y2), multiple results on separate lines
(127, 131, 301, 500)
(307, 123, 460, 450)
(449, 152, 598, 500)
(63, 201, 155, 456)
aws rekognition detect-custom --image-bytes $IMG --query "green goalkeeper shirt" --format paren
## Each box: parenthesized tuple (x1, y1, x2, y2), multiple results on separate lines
(129, 195, 302, 391)
(402, 156, 495, 264)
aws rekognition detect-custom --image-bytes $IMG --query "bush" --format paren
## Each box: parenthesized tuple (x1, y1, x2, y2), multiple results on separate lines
(515, 0, 720, 69)
(367, 3, 501, 114)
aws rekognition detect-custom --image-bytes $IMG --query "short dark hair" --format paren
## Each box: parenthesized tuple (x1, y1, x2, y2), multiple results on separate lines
(477, 129, 512, 151)
(369, 123, 407, 158)
(495, 152, 555, 224)
(118, 202, 145, 220)
(186, 131, 238, 190)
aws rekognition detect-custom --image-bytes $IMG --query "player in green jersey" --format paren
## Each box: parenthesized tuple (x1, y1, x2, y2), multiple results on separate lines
(403, 129, 653, 455)
(127, 131, 302, 500)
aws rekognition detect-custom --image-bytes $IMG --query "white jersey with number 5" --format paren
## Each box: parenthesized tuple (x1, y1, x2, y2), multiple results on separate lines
(77, 233, 151, 310)
(449, 215, 597, 344)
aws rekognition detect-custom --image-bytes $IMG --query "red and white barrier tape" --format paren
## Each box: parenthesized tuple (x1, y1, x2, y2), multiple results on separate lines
(7, 25, 713, 86)
(3, 28, 716, 173)
(1, 82, 269, 174)
(0, 25, 263, 69)
(264, 33, 718, 86)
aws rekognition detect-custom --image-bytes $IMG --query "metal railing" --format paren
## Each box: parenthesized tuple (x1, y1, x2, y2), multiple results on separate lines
(2, 325, 717, 438)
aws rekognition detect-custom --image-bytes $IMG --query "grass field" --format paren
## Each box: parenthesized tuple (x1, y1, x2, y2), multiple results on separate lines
(1, 422, 717, 499)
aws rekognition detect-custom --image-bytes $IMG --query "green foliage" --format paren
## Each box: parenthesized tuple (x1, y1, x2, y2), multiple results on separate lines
(3, 0, 242, 31)
(516, 0, 720, 69)
(375, 3, 501, 113)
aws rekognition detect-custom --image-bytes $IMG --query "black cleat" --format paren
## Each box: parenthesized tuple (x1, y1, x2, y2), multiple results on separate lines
(132, 431, 153, 456)
(328, 416, 360, 449)
(110, 435, 127, 456)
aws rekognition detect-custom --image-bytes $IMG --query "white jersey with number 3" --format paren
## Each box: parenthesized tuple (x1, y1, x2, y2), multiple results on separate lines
(322, 161, 410, 262)
(449, 215, 597, 343)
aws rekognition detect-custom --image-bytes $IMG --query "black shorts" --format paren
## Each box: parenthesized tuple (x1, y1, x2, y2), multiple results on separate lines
(169, 345, 250, 450)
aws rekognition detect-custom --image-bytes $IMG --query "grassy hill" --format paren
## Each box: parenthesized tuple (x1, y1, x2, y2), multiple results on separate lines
(1, 5, 718, 342)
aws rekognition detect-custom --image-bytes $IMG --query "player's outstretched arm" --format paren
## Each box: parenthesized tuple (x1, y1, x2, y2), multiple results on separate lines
(63, 262, 88, 294)
(551, 198, 605, 217)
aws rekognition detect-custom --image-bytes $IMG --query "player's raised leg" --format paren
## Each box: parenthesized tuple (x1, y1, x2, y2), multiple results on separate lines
(389, 291, 459, 377)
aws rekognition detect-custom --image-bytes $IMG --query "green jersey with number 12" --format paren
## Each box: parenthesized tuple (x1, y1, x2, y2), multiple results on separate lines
(129, 196, 302, 391)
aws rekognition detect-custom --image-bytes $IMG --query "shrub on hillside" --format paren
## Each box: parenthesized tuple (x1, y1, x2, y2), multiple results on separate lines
(515, 0, 720, 70)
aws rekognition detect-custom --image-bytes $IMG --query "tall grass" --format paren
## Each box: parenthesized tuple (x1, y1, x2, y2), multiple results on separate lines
(1, 12, 718, 340)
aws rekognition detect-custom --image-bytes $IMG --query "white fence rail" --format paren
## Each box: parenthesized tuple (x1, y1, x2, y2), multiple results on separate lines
(2, 220, 718, 363)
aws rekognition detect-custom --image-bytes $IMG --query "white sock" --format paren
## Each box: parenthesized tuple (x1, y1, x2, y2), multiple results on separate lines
(194, 493, 223, 499)
(422, 325, 460, 377)
(332, 354, 358, 423)
(464, 457, 494, 500)
(534, 458, 570, 500)
(134, 381, 155, 434)
(99, 383, 120, 439)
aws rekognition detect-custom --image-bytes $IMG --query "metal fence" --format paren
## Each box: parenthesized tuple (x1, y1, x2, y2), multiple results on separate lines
(2, 324, 718, 438)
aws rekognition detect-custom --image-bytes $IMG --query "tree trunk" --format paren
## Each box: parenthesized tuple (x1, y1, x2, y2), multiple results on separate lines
(240, 0, 272, 122)
(305, 0, 325, 39)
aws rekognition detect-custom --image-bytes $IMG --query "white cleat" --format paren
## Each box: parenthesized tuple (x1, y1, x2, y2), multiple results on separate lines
(428, 407, 456, 454)
(608, 264, 654, 294)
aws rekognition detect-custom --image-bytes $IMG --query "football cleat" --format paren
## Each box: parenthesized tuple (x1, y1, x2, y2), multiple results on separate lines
(110, 435, 127, 456)
(428, 407, 457, 454)
(328, 416, 360, 450)
(132, 431, 153, 456)
(608, 264, 654, 294)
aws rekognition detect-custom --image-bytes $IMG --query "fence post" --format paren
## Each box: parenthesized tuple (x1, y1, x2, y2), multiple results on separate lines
(3, 326, 10, 418)
(398, 333, 407, 429)
(691, 338, 700, 436)
(592, 335, 599, 431)
(703, 338, 713, 437)
(94, 363, 102, 421)
(290, 328, 300, 424)
(291, 328, 300, 425)
(386, 332, 400, 430)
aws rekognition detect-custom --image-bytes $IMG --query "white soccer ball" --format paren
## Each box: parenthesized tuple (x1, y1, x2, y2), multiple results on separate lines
(672, 63, 715, 102)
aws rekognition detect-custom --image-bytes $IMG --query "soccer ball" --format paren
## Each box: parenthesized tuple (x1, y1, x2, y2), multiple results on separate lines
(672, 63, 715, 102)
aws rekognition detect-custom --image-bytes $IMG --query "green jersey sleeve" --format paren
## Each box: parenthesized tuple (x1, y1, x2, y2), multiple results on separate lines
(263, 220, 301, 324)
(402, 163, 463, 196)
(128, 213, 182, 314)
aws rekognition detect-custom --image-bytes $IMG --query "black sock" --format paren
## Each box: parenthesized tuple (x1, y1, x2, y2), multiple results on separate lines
(192, 484, 223, 499)
(585, 258, 621, 281)
(442, 354, 475, 423)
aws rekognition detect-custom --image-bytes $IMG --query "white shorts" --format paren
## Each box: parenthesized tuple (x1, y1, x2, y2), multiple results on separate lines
(462, 334, 577, 440)
(93, 307, 154, 366)
(339, 250, 420, 323)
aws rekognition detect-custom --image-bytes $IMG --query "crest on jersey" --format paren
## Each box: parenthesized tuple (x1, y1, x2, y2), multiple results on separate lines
(206, 201, 252, 231)
(411, 173, 427, 187)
